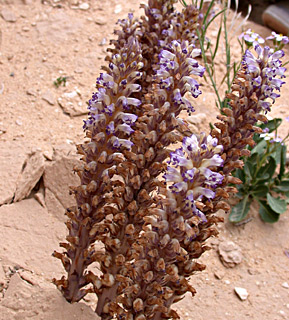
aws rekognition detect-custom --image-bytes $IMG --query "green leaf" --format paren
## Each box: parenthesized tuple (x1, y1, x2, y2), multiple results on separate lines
(270, 143, 282, 165)
(234, 168, 245, 182)
(251, 139, 267, 155)
(259, 118, 282, 133)
(229, 195, 251, 223)
(257, 157, 276, 180)
(267, 193, 287, 214)
(251, 185, 269, 198)
(273, 180, 289, 192)
(278, 144, 287, 179)
(258, 200, 280, 223)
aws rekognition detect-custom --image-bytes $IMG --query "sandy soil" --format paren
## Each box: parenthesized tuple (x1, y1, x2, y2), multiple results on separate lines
(0, 1, 289, 319)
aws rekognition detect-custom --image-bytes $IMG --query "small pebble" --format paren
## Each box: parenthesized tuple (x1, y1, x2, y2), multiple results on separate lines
(79, 2, 90, 10)
(114, 4, 122, 14)
(95, 17, 107, 25)
(234, 287, 249, 301)
(22, 26, 30, 32)
(99, 37, 107, 46)
(16, 119, 23, 126)
(282, 282, 289, 289)
(26, 89, 37, 96)
(64, 91, 78, 99)
(214, 270, 225, 280)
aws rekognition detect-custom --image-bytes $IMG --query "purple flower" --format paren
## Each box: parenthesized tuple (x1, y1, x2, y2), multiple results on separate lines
(170, 152, 191, 168)
(111, 137, 134, 150)
(117, 112, 138, 125)
(285, 116, 289, 122)
(201, 154, 224, 168)
(164, 166, 182, 183)
(104, 103, 115, 116)
(165, 134, 224, 221)
(106, 121, 115, 135)
(242, 44, 286, 112)
(170, 181, 188, 194)
(116, 123, 134, 135)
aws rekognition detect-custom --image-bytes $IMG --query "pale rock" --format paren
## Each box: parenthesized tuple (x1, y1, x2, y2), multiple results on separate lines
(0, 142, 27, 205)
(52, 143, 77, 160)
(95, 17, 107, 25)
(1, 9, 17, 22)
(63, 91, 78, 99)
(34, 190, 46, 207)
(79, 2, 90, 10)
(15, 119, 22, 126)
(74, 67, 83, 74)
(57, 96, 88, 117)
(282, 282, 289, 289)
(114, 4, 122, 14)
(42, 90, 55, 105)
(26, 88, 37, 96)
(99, 37, 107, 46)
(219, 240, 243, 268)
(0, 199, 66, 276)
(45, 188, 66, 222)
(44, 156, 80, 220)
(43, 149, 53, 161)
(0, 273, 99, 320)
(14, 151, 45, 202)
(234, 287, 249, 301)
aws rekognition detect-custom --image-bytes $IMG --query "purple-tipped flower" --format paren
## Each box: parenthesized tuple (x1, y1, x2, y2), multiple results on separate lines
(242, 45, 286, 112)
(154, 40, 205, 114)
(165, 133, 224, 221)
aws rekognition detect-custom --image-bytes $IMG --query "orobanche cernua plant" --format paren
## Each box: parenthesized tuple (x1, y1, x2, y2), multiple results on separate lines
(53, 0, 286, 319)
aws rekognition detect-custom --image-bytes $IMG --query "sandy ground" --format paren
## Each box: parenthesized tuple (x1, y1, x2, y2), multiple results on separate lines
(0, 1, 289, 319)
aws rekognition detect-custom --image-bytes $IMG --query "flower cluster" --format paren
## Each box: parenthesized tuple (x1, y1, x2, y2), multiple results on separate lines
(165, 134, 223, 221)
(242, 45, 286, 112)
(53, 0, 286, 319)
